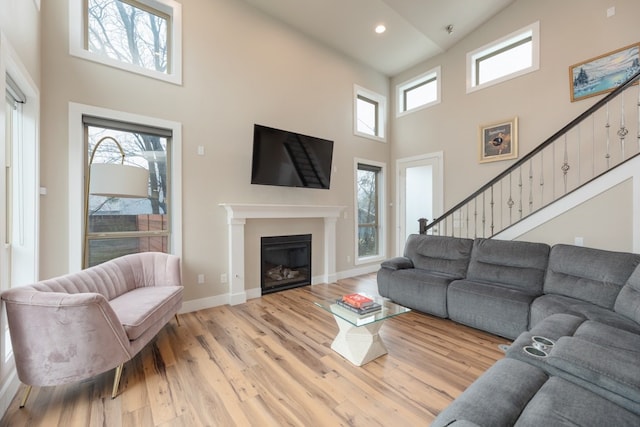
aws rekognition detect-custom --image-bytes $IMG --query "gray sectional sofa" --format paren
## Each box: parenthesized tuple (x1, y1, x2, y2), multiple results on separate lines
(377, 234, 640, 426)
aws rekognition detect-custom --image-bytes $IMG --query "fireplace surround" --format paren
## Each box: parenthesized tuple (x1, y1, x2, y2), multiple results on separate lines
(220, 204, 345, 305)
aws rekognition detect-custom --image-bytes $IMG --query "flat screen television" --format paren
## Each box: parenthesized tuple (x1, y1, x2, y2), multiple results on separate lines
(251, 124, 334, 189)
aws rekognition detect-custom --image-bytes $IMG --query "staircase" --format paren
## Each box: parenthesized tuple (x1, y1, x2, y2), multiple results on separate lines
(424, 69, 640, 240)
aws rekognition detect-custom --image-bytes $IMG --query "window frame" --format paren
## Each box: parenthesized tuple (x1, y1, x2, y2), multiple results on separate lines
(354, 158, 386, 265)
(69, 0, 183, 85)
(396, 66, 441, 117)
(0, 32, 40, 392)
(68, 102, 182, 272)
(354, 85, 387, 142)
(466, 21, 540, 94)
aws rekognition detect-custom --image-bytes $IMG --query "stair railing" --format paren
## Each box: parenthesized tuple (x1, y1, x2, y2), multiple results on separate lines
(424, 69, 640, 237)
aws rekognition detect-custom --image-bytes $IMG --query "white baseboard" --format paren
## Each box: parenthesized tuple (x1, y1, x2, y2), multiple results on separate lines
(0, 369, 20, 419)
(180, 264, 382, 313)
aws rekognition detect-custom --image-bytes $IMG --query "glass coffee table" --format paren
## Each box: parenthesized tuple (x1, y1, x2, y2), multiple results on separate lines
(314, 295, 410, 366)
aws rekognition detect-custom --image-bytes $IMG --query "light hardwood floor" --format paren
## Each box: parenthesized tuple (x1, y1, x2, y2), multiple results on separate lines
(0, 274, 509, 426)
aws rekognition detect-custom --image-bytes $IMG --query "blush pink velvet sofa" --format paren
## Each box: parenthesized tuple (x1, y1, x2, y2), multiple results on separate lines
(0, 252, 183, 407)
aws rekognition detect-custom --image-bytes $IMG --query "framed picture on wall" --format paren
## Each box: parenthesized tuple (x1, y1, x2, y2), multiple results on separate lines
(479, 117, 518, 163)
(569, 42, 640, 102)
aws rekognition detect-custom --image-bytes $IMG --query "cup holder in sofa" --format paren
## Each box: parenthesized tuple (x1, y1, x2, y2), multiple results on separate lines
(523, 346, 548, 357)
(523, 336, 555, 358)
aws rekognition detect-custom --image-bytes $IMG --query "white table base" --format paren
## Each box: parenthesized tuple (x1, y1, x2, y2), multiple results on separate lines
(330, 315, 388, 366)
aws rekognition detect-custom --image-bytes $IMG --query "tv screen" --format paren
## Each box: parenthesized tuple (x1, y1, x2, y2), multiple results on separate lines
(251, 124, 334, 189)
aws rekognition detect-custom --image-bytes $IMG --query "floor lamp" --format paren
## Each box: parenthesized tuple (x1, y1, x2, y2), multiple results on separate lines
(83, 136, 150, 268)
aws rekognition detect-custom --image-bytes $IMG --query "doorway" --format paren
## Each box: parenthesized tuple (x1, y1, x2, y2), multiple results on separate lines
(396, 152, 443, 255)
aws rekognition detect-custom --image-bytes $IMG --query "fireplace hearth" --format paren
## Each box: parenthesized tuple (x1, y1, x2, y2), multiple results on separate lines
(261, 234, 311, 294)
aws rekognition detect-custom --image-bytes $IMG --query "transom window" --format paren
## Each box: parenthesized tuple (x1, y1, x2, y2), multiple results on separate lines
(396, 67, 441, 116)
(69, 0, 182, 84)
(354, 85, 386, 142)
(467, 21, 539, 93)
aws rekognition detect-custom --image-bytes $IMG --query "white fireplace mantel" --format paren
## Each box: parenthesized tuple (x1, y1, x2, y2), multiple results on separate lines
(220, 203, 346, 305)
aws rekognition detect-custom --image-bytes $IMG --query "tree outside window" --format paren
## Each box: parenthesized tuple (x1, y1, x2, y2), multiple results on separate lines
(86, 124, 170, 266)
(87, 0, 169, 73)
(357, 163, 381, 257)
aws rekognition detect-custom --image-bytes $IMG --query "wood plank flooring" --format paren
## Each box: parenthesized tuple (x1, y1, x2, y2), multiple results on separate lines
(0, 274, 510, 426)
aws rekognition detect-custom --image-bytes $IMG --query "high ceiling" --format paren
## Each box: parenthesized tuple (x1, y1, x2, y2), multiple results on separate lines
(242, 0, 516, 76)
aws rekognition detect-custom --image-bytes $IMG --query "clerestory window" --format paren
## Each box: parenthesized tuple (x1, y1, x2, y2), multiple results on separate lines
(467, 21, 539, 93)
(396, 67, 441, 116)
(354, 85, 386, 142)
(69, 0, 183, 84)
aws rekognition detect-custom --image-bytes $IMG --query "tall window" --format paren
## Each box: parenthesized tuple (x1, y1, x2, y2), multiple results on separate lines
(396, 67, 441, 116)
(467, 21, 539, 93)
(69, 0, 183, 84)
(2, 68, 37, 384)
(355, 161, 385, 262)
(84, 117, 171, 267)
(354, 85, 386, 142)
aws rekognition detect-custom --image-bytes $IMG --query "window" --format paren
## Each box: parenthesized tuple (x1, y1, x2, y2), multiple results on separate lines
(467, 21, 539, 93)
(69, 103, 182, 271)
(83, 117, 171, 267)
(355, 160, 385, 263)
(1, 62, 39, 385)
(396, 67, 441, 116)
(354, 85, 386, 142)
(69, 0, 182, 84)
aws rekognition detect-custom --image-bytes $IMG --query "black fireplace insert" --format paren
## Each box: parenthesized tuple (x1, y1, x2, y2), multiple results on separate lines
(261, 234, 311, 294)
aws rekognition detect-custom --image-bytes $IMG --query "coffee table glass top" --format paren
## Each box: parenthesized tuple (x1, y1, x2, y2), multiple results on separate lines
(314, 295, 410, 327)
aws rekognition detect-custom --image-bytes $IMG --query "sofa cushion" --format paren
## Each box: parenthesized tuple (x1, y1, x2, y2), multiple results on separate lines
(515, 376, 640, 427)
(403, 234, 473, 277)
(109, 285, 183, 341)
(383, 269, 453, 317)
(530, 294, 640, 334)
(544, 337, 640, 414)
(614, 263, 640, 323)
(544, 244, 640, 309)
(448, 280, 536, 339)
(431, 358, 549, 427)
(465, 238, 550, 294)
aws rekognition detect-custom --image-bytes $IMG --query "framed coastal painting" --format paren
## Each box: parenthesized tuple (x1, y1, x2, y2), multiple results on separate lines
(479, 117, 518, 163)
(569, 42, 640, 102)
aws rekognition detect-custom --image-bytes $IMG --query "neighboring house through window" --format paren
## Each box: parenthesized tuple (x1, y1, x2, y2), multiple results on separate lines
(83, 116, 172, 267)
(69, 103, 182, 272)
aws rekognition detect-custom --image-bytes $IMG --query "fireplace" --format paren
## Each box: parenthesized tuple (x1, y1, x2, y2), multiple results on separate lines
(261, 234, 311, 294)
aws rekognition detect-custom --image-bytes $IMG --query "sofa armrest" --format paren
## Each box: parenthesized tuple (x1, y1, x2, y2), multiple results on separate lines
(1, 289, 132, 387)
(381, 257, 414, 271)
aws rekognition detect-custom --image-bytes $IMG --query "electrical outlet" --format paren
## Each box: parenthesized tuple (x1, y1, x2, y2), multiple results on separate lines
(220, 273, 228, 284)
(346, 255, 351, 263)
(197, 274, 205, 284)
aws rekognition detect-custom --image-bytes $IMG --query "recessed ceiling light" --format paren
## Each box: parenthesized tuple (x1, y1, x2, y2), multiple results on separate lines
(375, 24, 386, 34)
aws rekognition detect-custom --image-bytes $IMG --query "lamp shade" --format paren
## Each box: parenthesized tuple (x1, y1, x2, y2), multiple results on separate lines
(89, 163, 149, 198)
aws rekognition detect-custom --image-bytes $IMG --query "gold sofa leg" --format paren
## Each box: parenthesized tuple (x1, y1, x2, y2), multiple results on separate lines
(111, 364, 124, 399)
(175, 313, 181, 326)
(19, 385, 32, 408)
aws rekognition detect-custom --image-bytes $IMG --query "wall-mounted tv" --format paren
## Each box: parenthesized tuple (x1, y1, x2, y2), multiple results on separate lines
(251, 124, 334, 189)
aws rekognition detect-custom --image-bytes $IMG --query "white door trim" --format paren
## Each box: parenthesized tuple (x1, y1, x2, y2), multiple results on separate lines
(395, 151, 444, 255)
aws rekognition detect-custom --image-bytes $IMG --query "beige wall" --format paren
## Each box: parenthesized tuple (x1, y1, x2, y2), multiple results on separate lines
(23, 0, 640, 305)
(39, 0, 390, 301)
(518, 179, 633, 251)
(389, 0, 640, 253)
(0, 0, 40, 84)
